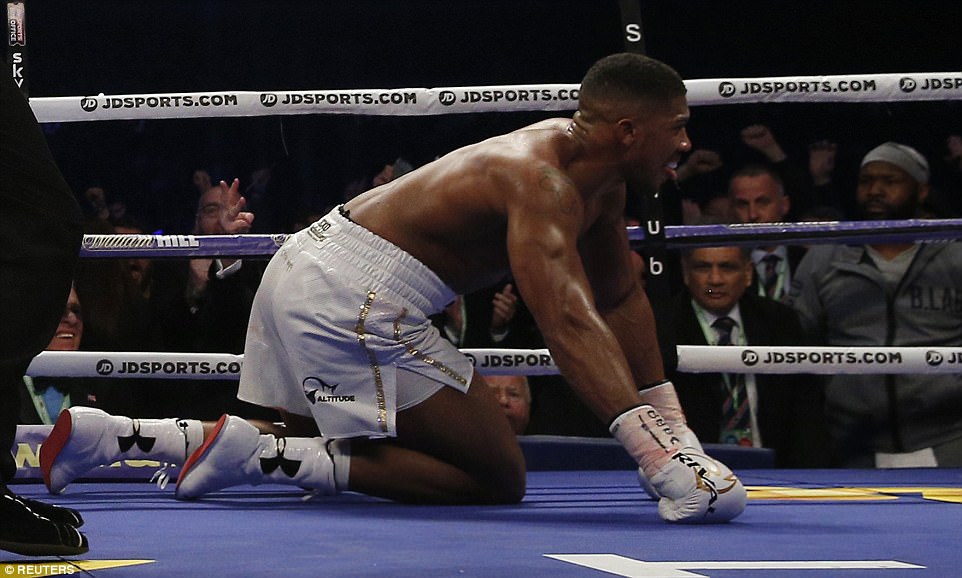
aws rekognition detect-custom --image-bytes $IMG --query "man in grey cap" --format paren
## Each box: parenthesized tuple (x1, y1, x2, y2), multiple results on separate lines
(858, 141, 931, 219)
(787, 141, 962, 468)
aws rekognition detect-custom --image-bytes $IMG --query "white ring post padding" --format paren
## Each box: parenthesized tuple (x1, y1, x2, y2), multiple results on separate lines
(25, 346, 962, 380)
(28, 72, 962, 123)
(676, 346, 962, 375)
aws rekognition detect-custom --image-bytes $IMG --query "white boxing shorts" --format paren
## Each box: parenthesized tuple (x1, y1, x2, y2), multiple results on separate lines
(238, 206, 474, 438)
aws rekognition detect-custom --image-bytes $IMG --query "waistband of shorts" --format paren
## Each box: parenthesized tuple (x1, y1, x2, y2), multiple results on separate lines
(309, 205, 457, 314)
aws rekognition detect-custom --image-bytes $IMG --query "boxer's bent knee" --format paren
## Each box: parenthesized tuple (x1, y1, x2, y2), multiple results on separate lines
(477, 451, 525, 505)
(475, 434, 526, 505)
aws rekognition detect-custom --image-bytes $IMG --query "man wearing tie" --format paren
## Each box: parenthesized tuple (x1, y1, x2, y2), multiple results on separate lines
(667, 245, 830, 467)
(728, 164, 807, 302)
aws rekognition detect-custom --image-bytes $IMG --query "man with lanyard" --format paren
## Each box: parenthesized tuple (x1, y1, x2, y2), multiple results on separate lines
(728, 163, 804, 302)
(670, 245, 827, 466)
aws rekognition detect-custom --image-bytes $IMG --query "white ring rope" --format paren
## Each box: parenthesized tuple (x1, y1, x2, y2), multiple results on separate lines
(28, 72, 962, 123)
(27, 351, 245, 380)
(26, 346, 962, 380)
(23, 349, 556, 380)
(676, 346, 962, 375)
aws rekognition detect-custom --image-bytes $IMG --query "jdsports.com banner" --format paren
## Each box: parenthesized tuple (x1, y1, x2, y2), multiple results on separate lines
(27, 73, 962, 123)
(676, 346, 962, 374)
(25, 347, 962, 380)
(30, 85, 581, 122)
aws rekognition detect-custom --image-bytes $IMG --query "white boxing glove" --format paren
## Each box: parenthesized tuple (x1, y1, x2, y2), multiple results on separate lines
(638, 427, 704, 500)
(629, 382, 706, 501)
(648, 449, 746, 523)
(610, 404, 746, 523)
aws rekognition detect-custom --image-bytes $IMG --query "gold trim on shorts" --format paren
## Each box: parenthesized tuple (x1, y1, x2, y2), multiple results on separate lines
(393, 310, 468, 387)
(354, 291, 469, 434)
(356, 290, 388, 433)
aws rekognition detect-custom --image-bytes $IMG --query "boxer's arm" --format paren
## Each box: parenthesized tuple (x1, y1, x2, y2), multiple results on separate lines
(505, 173, 746, 523)
(579, 208, 706, 452)
(505, 166, 639, 423)
(578, 207, 667, 389)
(505, 165, 746, 523)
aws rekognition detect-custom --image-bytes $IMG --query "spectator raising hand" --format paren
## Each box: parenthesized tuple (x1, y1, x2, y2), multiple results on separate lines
(741, 124, 787, 163)
(675, 149, 723, 183)
(217, 179, 255, 235)
(490, 283, 518, 336)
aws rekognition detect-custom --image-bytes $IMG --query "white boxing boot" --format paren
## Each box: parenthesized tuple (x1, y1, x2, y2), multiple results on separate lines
(41, 407, 202, 494)
(610, 404, 746, 523)
(175, 414, 338, 500)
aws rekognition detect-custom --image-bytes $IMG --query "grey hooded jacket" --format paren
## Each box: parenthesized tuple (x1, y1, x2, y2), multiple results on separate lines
(787, 242, 962, 465)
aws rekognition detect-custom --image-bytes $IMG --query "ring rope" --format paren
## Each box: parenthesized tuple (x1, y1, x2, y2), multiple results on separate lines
(28, 72, 962, 123)
(627, 219, 962, 246)
(676, 346, 962, 375)
(81, 233, 287, 258)
(26, 347, 962, 380)
(79, 218, 962, 258)
(23, 349, 555, 380)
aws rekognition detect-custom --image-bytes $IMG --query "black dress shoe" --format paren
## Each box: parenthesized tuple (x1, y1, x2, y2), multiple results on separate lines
(0, 487, 89, 556)
(2, 484, 84, 527)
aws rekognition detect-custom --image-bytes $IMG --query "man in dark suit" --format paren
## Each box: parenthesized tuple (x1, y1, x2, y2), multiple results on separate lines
(728, 164, 807, 302)
(668, 245, 829, 467)
(1, 67, 89, 554)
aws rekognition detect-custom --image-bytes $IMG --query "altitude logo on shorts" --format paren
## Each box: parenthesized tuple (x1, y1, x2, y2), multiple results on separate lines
(741, 350, 759, 366)
(96, 359, 115, 375)
(303, 376, 355, 404)
(438, 91, 457, 106)
(899, 77, 917, 93)
(718, 82, 737, 98)
(925, 350, 943, 366)
(81, 97, 99, 112)
(260, 93, 278, 107)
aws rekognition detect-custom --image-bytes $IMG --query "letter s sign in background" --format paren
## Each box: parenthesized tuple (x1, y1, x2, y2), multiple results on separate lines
(618, 0, 645, 54)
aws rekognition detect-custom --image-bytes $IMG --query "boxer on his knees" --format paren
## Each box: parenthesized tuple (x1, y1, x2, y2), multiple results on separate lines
(181, 52, 745, 520)
(45, 53, 746, 522)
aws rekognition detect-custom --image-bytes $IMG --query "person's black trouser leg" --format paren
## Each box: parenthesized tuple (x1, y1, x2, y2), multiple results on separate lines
(0, 361, 21, 483)
(0, 66, 87, 556)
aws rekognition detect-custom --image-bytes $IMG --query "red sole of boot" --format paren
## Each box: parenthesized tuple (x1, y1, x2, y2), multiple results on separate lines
(176, 414, 229, 485)
(40, 410, 74, 491)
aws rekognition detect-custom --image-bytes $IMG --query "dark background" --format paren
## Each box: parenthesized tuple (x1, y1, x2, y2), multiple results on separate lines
(12, 0, 962, 232)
